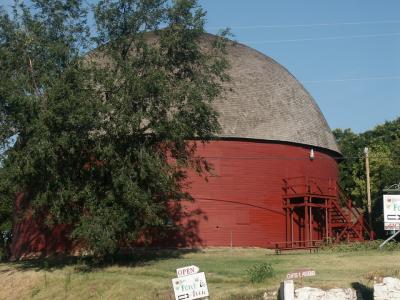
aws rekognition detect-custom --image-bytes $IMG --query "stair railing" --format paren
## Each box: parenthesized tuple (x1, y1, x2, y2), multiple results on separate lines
(336, 184, 374, 240)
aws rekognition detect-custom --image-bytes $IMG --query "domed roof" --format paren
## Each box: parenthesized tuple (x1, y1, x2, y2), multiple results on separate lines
(202, 34, 340, 154)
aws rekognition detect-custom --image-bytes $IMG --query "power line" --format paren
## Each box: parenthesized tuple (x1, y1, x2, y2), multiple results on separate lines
(207, 20, 400, 30)
(244, 32, 400, 44)
(304, 76, 400, 84)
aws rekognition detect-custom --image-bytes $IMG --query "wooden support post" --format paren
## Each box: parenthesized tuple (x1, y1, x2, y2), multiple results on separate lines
(328, 199, 332, 239)
(304, 197, 309, 247)
(309, 205, 313, 246)
(291, 209, 294, 248)
(364, 147, 373, 237)
(286, 201, 289, 248)
(325, 199, 329, 241)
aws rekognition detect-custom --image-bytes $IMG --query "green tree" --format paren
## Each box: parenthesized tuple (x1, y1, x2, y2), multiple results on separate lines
(0, 0, 229, 258)
(334, 118, 400, 237)
(0, 165, 13, 260)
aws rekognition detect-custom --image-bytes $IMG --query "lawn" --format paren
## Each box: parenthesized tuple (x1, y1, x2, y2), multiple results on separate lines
(0, 247, 399, 300)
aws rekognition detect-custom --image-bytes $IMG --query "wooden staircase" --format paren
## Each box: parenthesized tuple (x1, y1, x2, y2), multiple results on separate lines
(331, 185, 373, 242)
(278, 176, 373, 252)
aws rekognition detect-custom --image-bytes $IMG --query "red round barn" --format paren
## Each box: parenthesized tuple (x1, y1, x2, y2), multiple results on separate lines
(175, 37, 347, 249)
(173, 36, 371, 249)
(11, 35, 368, 259)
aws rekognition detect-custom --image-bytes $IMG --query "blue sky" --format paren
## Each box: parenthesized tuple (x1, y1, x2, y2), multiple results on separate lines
(200, 0, 400, 133)
(1, 0, 399, 132)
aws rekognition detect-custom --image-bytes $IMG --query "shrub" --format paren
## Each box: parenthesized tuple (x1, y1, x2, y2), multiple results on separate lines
(321, 240, 400, 252)
(246, 262, 274, 283)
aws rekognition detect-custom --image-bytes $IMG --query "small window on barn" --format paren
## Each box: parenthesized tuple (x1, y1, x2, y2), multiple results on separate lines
(236, 210, 250, 225)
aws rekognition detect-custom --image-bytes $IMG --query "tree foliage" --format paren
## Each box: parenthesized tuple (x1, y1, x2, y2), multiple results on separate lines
(0, 0, 229, 257)
(333, 117, 400, 236)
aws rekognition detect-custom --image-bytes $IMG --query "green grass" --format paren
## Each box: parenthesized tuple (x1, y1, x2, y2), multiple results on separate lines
(1, 247, 399, 300)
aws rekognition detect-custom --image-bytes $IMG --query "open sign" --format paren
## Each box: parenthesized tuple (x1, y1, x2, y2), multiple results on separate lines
(176, 265, 200, 278)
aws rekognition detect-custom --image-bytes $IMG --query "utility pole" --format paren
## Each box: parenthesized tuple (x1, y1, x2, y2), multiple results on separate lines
(364, 147, 373, 237)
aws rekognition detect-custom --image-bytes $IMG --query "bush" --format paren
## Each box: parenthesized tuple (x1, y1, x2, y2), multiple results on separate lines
(246, 262, 274, 283)
(321, 240, 400, 252)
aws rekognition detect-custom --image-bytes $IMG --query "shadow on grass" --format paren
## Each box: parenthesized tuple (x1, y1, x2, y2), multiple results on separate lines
(10, 248, 200, 272)
(351, 282, 373, 300)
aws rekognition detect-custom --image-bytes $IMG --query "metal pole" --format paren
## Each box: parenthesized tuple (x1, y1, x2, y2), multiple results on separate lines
(379, 230, 400, 249)
(364, 147, 373, 236)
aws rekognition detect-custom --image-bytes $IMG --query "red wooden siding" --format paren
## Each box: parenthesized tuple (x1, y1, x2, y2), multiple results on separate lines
(10, 193, 73, 259)
(10, 139, 339, 258)
(180, 140, 339, 248)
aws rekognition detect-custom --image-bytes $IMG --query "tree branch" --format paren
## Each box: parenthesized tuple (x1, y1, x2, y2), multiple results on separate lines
(27, 56, 41, 97)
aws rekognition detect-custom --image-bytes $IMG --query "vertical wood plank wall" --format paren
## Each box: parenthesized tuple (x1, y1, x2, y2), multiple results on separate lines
(181, 140, 339, 248)
(10, 139, 339, 258)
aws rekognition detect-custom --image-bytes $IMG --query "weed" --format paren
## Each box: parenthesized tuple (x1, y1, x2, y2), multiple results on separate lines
(321, 240, 400, 252)
(44, 261, 48, 288)
(31, 287, 41, 297)
(64, 271, 72, 296)
(246, 262, 274, 283)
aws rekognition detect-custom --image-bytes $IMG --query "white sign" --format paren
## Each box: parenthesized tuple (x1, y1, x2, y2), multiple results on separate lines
(383, 195, 400, 230)
(176, 265, 200, 278)
(172, 272, 209, 300)
(286, 268, 316, 280)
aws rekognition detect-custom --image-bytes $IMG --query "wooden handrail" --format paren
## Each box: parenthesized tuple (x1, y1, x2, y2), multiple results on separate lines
(283, 176, 337, 196)
(336, 183, 374, 239)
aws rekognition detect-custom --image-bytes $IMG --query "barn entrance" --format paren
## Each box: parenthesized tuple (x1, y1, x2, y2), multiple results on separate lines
(275, 176, 373, 252)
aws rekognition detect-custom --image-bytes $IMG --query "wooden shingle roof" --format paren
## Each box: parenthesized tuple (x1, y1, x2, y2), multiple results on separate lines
(204, 34, 340, 154)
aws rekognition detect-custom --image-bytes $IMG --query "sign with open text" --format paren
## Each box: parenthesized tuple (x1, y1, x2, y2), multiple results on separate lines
(176, 265, 200, 278)
(383, 195, 400, 231)
(172, 272, 209, 300)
